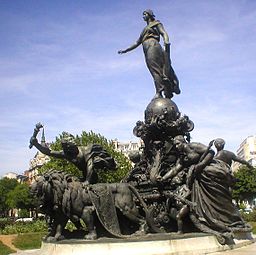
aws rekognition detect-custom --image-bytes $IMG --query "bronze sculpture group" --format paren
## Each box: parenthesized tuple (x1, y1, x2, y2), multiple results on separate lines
(30, 10, 252, 245)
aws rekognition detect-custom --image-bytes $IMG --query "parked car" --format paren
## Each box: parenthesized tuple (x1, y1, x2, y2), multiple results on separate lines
(15, 217, 33, 222)
(243, 208, 253, 214)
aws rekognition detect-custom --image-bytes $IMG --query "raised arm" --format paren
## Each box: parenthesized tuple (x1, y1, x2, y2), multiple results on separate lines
(30, 136, 65, 159)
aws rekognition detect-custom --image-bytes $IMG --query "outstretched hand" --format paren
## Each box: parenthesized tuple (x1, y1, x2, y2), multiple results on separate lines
(118, 50, 126, 54)
(35, 122, 43, 130)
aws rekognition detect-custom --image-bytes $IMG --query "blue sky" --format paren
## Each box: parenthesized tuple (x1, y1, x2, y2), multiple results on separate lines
(0, 0, 255, 176)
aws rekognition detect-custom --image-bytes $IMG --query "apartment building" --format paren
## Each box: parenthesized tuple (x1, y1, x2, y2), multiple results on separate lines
(112, 139, 143, 157)
(232, 135, 256, 172)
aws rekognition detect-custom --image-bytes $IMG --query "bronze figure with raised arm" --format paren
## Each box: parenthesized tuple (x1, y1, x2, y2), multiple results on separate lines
(118, 9, 180, 99)
(29, 123, 116, 184)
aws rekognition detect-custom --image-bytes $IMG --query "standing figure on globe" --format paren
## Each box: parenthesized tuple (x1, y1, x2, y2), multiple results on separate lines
(118, 9, 180, 99)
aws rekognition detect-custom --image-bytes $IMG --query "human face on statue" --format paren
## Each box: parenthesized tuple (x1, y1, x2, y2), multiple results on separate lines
(143, 12, 150, 22)
(62, 142, 78, 155)
(174, 140, 184, 152)
(173, 136, 186, 152)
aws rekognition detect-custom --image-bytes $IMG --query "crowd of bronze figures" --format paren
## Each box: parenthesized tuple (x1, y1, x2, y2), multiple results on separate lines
(30, 10, 252, 245)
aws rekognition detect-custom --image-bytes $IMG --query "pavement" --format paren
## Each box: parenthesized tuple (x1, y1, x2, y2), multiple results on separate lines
(210, 241, 256, 254)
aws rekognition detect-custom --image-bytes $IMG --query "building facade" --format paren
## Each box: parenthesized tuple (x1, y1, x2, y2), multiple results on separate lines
(2, 172, 28, 183)
(232, 135, 256, 172)
(112, 139, 143, 157)
(24, 151, 50, 184)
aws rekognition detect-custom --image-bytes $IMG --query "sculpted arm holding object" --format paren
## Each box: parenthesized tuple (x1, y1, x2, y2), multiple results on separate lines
(29, 123, 116, 184)
(30, 136, 65, 159)
(29, 123, 65, 159)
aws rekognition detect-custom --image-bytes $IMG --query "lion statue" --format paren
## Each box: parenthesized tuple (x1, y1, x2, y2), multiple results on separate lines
(31, 170, 158, 241)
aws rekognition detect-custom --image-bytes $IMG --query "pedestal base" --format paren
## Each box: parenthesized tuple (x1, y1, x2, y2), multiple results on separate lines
(12, 232, 255, 255)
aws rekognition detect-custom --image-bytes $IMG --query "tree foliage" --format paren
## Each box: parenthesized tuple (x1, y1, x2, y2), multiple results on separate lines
(233, 165, 256, 204)
(6, 183, 35, 210)
(0, 178, 18, 216)
(0, 179, 36, 216)
(40, 130, 132, 183)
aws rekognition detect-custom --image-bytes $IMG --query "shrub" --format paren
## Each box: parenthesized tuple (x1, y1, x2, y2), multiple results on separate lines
(65, 220, 77, 232)
(64, 220, 87, 232)
(0, 218, 14, 231)
(241, 208, 256, 222)
(0, 220, 47, 235)
(249, 222, 256, 234)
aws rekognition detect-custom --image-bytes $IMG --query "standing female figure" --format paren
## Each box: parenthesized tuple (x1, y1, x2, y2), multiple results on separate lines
(118, 10, 180, 99)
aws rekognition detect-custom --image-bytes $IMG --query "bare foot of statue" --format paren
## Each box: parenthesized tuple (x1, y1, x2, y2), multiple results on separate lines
(173, 83, 181, 94)
(154, 92, 162, 99)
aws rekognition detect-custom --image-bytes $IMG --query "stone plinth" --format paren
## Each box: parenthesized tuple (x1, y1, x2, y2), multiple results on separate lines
(13, 233, 255, 255)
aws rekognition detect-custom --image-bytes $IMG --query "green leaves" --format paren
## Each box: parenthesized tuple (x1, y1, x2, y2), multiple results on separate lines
(233, 166, 256, 204)
(6, 184, 34, 210)
(0, 220, 47, 235)
(0, 179, 36, 216)
(0, 178, 19, 216)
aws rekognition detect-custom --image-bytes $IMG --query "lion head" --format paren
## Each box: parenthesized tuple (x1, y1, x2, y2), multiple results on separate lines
(31, 170, 75, 213)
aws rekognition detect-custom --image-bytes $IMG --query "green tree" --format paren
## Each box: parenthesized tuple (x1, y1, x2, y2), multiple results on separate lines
(0, 178, 18, 216)
(40, 130, 132, 183)
(6, 183, 35, 211)
(233, 165, 256, 205)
